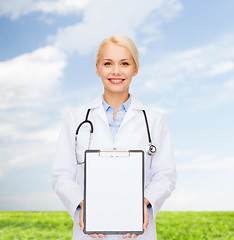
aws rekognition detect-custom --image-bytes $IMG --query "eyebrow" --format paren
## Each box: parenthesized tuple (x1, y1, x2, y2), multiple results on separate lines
(102, 58, 131, 61)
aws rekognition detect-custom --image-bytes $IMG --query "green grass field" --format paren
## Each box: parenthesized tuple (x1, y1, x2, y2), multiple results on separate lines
(0, 211, 233, 239)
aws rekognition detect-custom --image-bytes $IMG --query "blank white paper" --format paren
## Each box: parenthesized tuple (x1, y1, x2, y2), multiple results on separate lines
(84, 150, 144, 234)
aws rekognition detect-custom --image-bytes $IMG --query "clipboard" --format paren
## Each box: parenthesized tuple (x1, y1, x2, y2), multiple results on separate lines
(84, 150, 144, 235)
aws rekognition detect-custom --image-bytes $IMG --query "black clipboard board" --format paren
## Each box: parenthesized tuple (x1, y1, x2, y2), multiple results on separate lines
(84, 150, 144, 235)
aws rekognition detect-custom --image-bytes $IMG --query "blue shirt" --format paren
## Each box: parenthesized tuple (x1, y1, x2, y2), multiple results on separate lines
(102, 95, 131, 141)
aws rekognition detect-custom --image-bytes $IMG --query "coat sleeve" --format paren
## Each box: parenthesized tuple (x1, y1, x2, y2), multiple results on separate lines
(49, 111, 83, 220)
(144, 112, 177, 218)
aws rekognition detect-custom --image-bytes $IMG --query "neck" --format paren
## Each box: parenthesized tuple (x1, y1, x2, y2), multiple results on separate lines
(104, 91, 129, 111)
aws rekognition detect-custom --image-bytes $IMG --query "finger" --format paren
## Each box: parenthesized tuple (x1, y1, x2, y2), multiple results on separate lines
(123, 233, 131, 238)
(89, 234, 99, 238)
(143, 216, 149, 231)
(79, 209, 84, 231)
(131, 234, 138, 238)
(98, 234, 106, 238)
(88, 233, 106, 238)
(143, 205, 149, 231)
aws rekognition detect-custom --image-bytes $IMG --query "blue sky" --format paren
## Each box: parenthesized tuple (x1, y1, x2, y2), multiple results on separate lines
(0, 0, 233, 211)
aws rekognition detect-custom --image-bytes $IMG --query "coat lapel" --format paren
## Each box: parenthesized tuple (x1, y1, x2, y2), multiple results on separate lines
(86, 95, 109, 127)
(119, 94, 146, 130)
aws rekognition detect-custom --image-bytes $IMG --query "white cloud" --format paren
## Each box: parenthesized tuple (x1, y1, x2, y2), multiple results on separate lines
(0, 112, 61, 174)
(0, 46, 66, 109)
(8, 142, 56, 167)
(0, 0, 33, 19)
(0, 191, 64, 211)
(0, 45, 67, 176)
(162, 151, 234, 211)
(162, 187, 234, 211)
(138, 36, 234, 94)
(0, 131, 58, 178)
(177, 154, 234, 171)
(175, 150, 197, 157)
(217, 78, 234, 103)
(0, 0, 90, 19)
(53, 0, 182, 55)
(0, 122, 60, 143)
(132, 35, 234, 110)
(31, 0, 89, 15)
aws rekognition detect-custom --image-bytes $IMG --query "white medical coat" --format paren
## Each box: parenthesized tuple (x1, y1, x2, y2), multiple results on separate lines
(50, 95, 176, 240)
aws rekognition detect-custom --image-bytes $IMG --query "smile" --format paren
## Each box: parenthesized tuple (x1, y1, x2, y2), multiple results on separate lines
(108, 78, 125, 84)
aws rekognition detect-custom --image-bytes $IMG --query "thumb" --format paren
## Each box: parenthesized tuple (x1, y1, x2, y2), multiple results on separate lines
(143, 203, 149, 231)
(79, 206, 84, 231)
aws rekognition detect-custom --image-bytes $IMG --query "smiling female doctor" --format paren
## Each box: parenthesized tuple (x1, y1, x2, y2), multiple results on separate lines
(50, 35, 176, 239)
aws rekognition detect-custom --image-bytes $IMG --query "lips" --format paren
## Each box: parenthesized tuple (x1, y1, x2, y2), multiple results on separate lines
(108, 78, 125, 84)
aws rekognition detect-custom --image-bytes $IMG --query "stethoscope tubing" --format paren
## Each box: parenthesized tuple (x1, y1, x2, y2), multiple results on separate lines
(75, 108, 157, 164)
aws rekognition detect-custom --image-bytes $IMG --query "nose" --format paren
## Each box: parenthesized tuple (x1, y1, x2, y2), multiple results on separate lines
(113, 64, 121, 75)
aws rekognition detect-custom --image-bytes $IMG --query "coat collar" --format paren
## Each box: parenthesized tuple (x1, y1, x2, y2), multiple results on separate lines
(130, 94, 146, 110)
(86, 95, 102, 109)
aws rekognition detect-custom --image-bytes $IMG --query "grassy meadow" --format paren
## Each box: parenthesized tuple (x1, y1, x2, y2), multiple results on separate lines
(0, 211, 233, 239)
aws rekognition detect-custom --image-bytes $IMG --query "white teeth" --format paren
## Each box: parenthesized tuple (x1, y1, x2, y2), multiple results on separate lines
(109, 79, 123, 83)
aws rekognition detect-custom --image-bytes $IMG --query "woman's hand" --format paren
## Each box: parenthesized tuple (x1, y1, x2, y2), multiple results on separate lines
(79, 197, 150, 239)
(79, 200, 106, 238)
(123, 198, 150, 238)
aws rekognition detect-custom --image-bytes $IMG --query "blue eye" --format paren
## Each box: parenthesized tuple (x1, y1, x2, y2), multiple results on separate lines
(104, 62, 111, 66)
(122, 62, 129, 65)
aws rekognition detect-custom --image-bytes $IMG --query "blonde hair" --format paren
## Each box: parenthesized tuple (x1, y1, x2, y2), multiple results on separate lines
(95, 35, 139, 70)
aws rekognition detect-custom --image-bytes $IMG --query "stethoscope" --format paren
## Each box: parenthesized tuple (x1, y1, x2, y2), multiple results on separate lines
(75, 109, 157, 164)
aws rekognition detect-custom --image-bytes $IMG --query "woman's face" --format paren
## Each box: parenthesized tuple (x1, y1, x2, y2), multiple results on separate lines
(96, 43, 138, 96)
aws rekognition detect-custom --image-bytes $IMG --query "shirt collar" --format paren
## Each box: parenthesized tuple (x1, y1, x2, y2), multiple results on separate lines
(102, 94, 131, 112)
(86, 94, 145, 110)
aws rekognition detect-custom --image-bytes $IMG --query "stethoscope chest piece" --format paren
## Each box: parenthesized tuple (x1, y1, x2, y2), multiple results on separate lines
(142, 109, 157, 156)
(146, 143, 157, 156)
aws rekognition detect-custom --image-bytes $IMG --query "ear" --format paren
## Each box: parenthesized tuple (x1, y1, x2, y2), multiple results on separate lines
(96, 64, 101, 77)
(132, 66, 138, 77)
